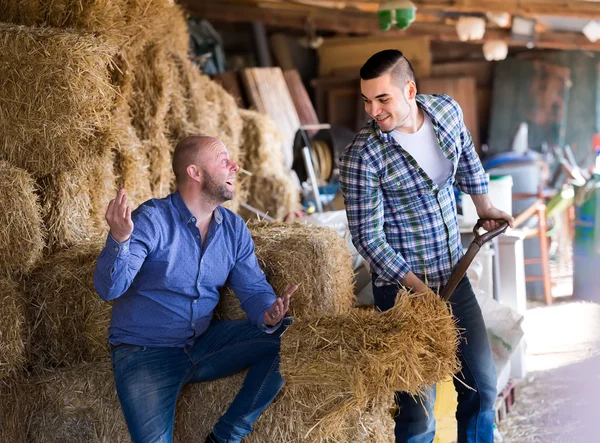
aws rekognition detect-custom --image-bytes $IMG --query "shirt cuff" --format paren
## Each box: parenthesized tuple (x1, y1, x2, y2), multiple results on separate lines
(260, 317, 284, 334)
(106, 233, 131, 259)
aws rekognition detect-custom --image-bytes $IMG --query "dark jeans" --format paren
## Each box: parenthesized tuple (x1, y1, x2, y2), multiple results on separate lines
(111, 318, 290, 443)
(372, 275, 497, 443)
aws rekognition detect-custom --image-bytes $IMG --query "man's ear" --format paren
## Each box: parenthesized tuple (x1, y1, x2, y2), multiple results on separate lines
(186, 164, 202, 183)
(405, 80, 417, 100)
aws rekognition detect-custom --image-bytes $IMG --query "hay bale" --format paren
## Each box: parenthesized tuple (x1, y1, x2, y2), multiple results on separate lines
(113, 123, 153, 208)
(238, 109, 284, 174)
(0, 0, 190, 59)
(130, 43, 173, 141)
(89, 149, 118, 237)
(0, 24, 116, 176)
(280, 291, 460, 400)
(175, 372, 394, 443)
(38, 168, 98, 251)
(166, 54, 242, 163)
(236, 110, 301, 220)
(0, 375, 28, 443)
(206, 77, 243, 160)
(0, 161, 44, 277)
(215, 222, 355, 321)
(27, 243, 111, 367)
(0, 278, 29, 379)
(0, 362, 128, 443)
(142, 131, 175, 198)
(240, 171, 301, 221)
(0, 361, 390, 443)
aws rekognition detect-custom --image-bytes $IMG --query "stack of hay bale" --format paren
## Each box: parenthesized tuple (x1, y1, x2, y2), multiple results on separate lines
(237, 110, 302, 221)
(0, 1, 458, 442)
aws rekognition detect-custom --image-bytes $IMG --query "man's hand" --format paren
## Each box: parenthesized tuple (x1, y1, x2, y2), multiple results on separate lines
(476, 206, 514, 231)
(400, 272, 433, 295)
(106, 189, 134, 243)
(470, 194, 514, 231)
(264, 284, 298, 326)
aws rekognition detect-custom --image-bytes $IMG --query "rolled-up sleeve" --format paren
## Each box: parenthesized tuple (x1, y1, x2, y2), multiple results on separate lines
(453, 101, 488, 195)
(339, 145, 411, 285)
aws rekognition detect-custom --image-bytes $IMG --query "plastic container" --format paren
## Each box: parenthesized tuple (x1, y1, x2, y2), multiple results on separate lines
(573, 181, 600, 302)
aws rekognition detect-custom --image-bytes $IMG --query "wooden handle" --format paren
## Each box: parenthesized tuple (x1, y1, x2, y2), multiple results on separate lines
(440, 219, 509, 302)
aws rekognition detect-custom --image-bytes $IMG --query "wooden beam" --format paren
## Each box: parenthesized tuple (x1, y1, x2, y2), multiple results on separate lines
(412, 0, 600, 20)
(179, 0, 600, 51)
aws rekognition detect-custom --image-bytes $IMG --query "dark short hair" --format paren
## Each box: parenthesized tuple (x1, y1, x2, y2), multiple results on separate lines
(360, 49, 416, 87)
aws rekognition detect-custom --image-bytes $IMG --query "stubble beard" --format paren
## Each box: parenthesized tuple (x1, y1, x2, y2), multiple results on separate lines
(202, 172, 234, 203)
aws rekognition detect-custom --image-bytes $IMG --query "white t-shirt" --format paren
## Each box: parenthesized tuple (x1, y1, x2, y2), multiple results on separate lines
(390, 113, 454, 187)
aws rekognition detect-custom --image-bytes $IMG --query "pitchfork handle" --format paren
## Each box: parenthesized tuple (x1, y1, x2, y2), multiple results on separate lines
(440, 219, 509, 302)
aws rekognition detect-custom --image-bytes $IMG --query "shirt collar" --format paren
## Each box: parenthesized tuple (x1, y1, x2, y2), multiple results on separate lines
(373, 94, 435, 143)
(171, 191, 223, 225)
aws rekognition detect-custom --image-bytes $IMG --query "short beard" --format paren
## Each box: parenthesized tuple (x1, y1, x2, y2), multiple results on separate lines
(202, 170, 234, 203)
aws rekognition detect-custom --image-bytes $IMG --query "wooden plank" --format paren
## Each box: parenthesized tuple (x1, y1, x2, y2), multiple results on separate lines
(418, 76, 480, 152)
(182, 1, 600, 51)
(431, 61, 493, 87)
(413, 0, 600, 19)
(212, 71, 247, 108)
(241, 67, 301, 167)
(488, 59, 571, 155)
(270, 34, 296, 71)
(283, 70, 320, 129)
(327, 87, 360, 131)
(318, 35, 431, 79)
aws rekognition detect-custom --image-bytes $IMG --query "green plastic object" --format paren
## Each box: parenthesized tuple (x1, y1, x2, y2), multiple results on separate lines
(377, 2, 416, 32)
(395, 8, 416, 30)
(377, 10, 393, 31)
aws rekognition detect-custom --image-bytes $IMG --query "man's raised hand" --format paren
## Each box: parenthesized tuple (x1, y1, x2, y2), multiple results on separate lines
(106, 189, 133, 243)
(264, 284, 298, 326)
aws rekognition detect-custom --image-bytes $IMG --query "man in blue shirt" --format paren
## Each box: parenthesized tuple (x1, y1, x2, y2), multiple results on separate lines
(94, 135, 297, 443)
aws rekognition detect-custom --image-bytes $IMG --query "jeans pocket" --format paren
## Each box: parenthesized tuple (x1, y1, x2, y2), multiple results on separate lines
(111, 345, 145, 368)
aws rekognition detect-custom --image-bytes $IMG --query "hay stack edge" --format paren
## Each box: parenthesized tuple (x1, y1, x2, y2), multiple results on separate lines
(0, 1, 459, 441)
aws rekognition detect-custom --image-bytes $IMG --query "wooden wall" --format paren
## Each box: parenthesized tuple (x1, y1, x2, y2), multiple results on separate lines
(488, 51, 600, 167)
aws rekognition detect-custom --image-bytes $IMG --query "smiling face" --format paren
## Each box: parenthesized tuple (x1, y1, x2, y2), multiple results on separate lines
(361, 73, 414, 133)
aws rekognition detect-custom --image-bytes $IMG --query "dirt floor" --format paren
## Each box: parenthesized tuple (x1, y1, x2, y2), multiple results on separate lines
(498, 299, 600, 443)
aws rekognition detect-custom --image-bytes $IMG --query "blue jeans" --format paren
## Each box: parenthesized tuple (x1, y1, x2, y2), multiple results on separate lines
(111, 318, 291, 443)
(372, 275, 496, 443)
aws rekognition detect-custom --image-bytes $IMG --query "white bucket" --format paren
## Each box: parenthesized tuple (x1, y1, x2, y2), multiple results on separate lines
(462, 175, 513, 225)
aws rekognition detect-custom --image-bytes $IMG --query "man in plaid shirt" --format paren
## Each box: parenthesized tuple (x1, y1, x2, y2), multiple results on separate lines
(340, 50, 513, 443)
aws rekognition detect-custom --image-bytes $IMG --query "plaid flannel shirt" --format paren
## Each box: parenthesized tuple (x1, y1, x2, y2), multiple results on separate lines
(340, 94, 488, 289)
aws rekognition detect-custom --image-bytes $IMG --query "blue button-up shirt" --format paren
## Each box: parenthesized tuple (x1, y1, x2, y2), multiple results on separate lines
(340, 94, 489, 289)
(94, 191, 278, 348)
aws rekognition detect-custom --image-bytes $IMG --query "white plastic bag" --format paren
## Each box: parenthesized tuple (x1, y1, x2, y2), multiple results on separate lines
(475, 290, 525, 373)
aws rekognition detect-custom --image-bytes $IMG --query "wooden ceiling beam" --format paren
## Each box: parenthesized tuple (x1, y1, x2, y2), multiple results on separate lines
(412, 0, 600, 20)
(179, 0, 600, 51)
